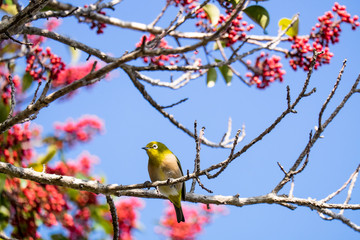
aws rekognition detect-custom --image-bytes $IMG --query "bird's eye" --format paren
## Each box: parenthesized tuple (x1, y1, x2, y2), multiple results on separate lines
(152, 144, 158, 149)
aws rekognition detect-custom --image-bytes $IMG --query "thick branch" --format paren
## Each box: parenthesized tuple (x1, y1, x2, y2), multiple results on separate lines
(0, 162, 359, 212)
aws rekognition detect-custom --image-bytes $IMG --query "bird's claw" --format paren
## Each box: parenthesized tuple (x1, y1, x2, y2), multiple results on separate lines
(144, 180, 151, 189)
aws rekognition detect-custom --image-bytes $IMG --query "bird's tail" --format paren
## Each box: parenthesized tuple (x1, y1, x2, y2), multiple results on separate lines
(173, 204, 185, 223)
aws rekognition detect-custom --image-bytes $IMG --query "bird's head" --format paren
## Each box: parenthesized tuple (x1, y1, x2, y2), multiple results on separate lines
(142, 141, 171, 159)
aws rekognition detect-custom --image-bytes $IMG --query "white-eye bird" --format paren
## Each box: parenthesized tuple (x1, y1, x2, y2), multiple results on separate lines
(143, 141, 186, 223)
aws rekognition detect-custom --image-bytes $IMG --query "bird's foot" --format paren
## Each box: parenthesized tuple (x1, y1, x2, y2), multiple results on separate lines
(143, 180, 151, 189)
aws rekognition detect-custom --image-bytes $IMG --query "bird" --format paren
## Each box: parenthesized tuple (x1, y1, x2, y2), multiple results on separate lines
(143, 141, 186, 223)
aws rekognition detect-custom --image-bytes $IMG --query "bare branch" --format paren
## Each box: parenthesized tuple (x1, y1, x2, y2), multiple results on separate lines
(124, 66, 238, 148)
(191, 122, 205, 193)
(321, 164, 360, 203)
(318, 59, 347, 129)
(4, 31, 32, 45)
(106, 195, 119, 240)
(160, 98, 188, 109)
(340, 168, 359, 215)
(316, 208, 360, 232)
(7, 75, 16, 119)
(1, 161, 360, 213)
(149, 1, 170, 28)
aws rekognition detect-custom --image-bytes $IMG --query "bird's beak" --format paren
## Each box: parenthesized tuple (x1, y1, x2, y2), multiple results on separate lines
(142, 147, 149, 150)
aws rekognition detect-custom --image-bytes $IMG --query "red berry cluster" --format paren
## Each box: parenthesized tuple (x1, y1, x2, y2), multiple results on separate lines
(0, 121, 113, 239)
(52, 61, 99, 94)
(109, 198, 144, 239)
(311, 2, 359, 47)
(157, 203, 226, 240)
(136, 34, 181, 66)
(1, 123, 100, 239)
(288, 2, 358, 71)
(219, 13, 254, 46)
(0, 123, 34, 165)
(193, 6, 254, 46)
(0, 74, 21, 105)
(54, 115, 104, 147)
(46, 154, 100, 239)
(26, 46, 66, 82)
(82, 5, 107, 34)
(245, 52, 285, 89)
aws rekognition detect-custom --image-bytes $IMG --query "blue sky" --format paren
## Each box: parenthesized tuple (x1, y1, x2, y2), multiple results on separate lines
(22, 0, 360, 239)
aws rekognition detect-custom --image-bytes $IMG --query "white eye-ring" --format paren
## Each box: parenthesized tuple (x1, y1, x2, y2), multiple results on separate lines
(152, 144, 158, 149)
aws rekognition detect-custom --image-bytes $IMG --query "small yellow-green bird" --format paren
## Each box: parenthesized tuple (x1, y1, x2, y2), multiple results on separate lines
(143, 141, 186, 223)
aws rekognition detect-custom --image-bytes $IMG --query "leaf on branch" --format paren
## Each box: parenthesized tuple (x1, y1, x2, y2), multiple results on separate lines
(0, 205, 10, 229)
(243, 5, 270, 30)
(28, 145, 57, 172)
(90, 204, 113, 234)
(213, 40, 227, 50)
(22, 72, 33, 92)
(0, 174, 6, 194)
(202, 4, 220, 26)
(207, 67, 217, 88)
(69, 46, 81, 65)
(0, 0, 18, 15)
(278, 16, 299, 37)
(51, 233, 69, 240)
(214, 59, 233, 86)
(0, 101, 10, 123)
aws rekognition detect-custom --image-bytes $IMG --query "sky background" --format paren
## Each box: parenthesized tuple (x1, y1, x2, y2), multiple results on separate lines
(15, 0, 360, 239)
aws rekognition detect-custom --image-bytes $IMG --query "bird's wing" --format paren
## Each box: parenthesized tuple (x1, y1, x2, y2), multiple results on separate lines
(176, 156, 186, 201)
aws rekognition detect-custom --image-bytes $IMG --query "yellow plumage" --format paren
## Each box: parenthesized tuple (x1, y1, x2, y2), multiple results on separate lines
(143, 141, 185, 223)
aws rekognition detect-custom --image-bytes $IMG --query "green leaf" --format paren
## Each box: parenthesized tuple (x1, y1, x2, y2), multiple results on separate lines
(219, 65, 233, 86)
(202, 4, 220, 26)
(1, 0, 18, 15)
(228, 0, 241, 8)
(278, 16, 299, 37)
(213, 40, 227, 50)
(243, 5, 270, 30)
(28, 145, 57, 172)
(22, 72, 33, 92)
(69, 46, 81, 65)
(0, 174, 6, 194)
(215, 59, 233, 86)
(0, 101, 10, 123)
(0, 206, 10, 218)
(41, 5, 61, 12)
(20, 179, 27, 189)
(90, 204, 113, 234)
(206, 68, 217, 88)
(75, 172, 88, 180)
(51, 234, 68, 240)
(0, 205, 10, 230)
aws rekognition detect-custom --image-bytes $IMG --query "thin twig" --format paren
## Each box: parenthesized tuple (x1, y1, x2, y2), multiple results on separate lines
(5, 31, 33, 46)
(216, 39, 251, 86)
(321, 164, 360, 203)
(191, 122, 205, 193)
(318, 59, 347, 129)
(196, 177, 213, 193)
(160, 98, 188, 109)
(106, 195, 119, 240)
(206, 129, 241, 179)
(7, 75, 16, 119)
(149, 1, 170, 27)
(340, 168, 359, 215)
